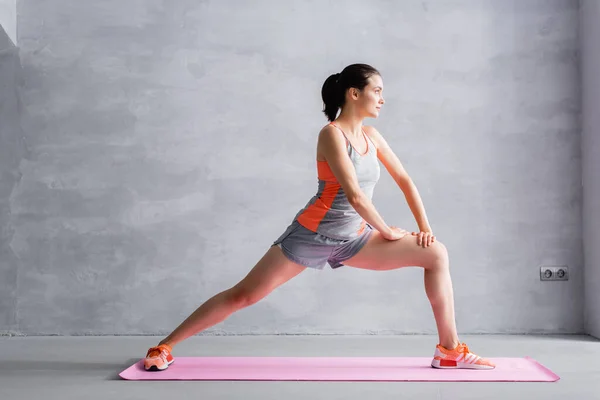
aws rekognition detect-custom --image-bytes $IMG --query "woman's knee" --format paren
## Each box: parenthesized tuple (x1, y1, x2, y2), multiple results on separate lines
(424, 240, 449, 270)
(435, 240, 448, 257)
(228, 285, 267, 307)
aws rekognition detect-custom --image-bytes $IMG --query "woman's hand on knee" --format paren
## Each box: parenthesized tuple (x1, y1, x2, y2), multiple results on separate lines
(382, 226, 411, 241)
(411, 231, 436, 248)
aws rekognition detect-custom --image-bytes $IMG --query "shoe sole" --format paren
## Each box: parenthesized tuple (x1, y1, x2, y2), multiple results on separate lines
(431, 359, 494, 370)
(145, 358, 175, 372)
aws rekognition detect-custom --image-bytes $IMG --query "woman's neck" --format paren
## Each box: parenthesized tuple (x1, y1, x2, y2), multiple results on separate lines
(332, 115, 364, 139)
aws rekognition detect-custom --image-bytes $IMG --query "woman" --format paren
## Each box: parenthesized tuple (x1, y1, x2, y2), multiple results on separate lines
(144, 63, 495, 371)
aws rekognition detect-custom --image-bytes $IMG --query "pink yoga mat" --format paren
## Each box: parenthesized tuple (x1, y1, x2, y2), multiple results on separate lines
(119, 356, 559, 382)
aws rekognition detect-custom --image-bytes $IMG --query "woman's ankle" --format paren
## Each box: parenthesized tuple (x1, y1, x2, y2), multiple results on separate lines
(158, 340, 174, 350)
(440, 339, 460, 350)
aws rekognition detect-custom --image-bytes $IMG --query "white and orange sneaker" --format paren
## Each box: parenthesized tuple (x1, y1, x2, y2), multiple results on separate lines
(144, 343, 175, 371)
(431, 342, 495, 370)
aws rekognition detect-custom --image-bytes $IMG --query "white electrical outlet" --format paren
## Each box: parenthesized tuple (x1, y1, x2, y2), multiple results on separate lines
(540, 265, 569, 281)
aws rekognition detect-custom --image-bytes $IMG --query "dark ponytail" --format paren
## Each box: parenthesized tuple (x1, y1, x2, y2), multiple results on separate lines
(321, 64, 381, 122)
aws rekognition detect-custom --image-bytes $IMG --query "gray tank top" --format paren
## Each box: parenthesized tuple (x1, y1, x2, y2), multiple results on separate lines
(292, 123, 381, 240)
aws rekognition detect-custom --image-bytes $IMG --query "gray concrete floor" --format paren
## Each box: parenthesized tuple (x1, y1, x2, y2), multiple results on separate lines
(0, 334, 598, 400)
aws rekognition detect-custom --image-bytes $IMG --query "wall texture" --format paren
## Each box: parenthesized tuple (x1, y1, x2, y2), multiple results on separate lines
(581, 0, 600, 339)
(0, 0, 16, 45)
(0, 22, 24, 335)
(2, 0, 583, 336)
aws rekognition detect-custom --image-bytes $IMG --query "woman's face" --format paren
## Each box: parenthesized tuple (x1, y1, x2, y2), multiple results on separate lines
(357, 75, 385, 118)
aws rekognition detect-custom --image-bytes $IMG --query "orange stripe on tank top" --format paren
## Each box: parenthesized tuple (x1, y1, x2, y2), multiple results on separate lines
(298, 159, 367, 235)
(297, 161, 339, 231)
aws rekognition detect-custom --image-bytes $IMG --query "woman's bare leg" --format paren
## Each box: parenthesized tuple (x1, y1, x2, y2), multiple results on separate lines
(157, 245, 306, 348)
(341, 232, 460, 350)
(423, 251, 460, 350)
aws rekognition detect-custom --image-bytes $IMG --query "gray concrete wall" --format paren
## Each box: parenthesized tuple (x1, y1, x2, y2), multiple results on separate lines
(2, 0, 583, 336)
(581, 0, 600, 339)
(0, 22, 24, 336)
(0, 0, 15, 45)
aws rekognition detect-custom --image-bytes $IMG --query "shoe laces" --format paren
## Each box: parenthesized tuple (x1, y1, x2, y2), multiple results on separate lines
(456, 342, 471, 357)
(147, 346, 167, 358)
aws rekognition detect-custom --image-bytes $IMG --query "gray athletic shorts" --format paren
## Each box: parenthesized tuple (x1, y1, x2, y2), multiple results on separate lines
(270, 220, 374, 270)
